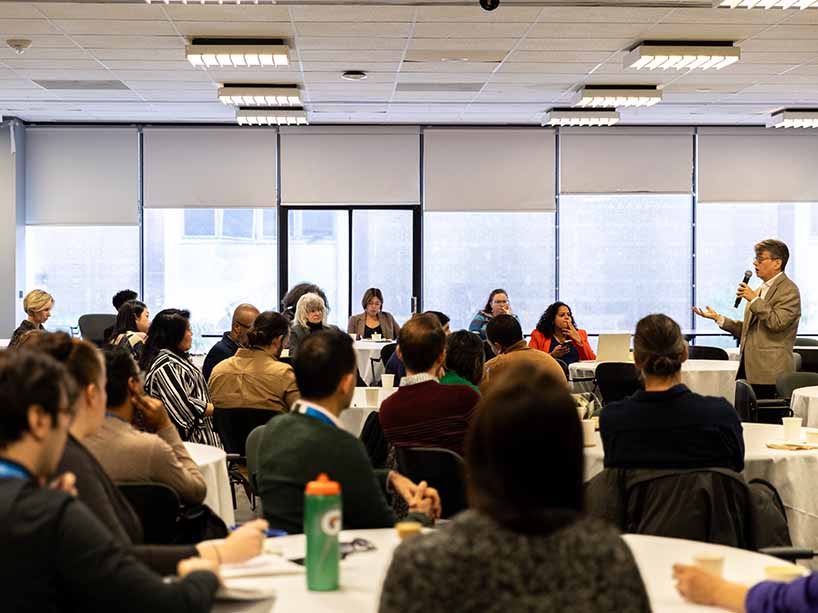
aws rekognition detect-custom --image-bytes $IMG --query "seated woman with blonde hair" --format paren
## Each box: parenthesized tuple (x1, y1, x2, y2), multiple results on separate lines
(288, 293, 337, 358)
(9, 289, 53, 349)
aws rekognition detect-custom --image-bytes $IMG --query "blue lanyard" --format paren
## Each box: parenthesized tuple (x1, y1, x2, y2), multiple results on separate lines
(302, 406, 337, 429)
(0, 460, 30, 481)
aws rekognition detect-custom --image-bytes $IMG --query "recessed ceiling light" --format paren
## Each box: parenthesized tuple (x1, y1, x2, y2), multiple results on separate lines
(236, 106, 308, 126)
(543, 108, 620, 127)
(440, 57, 471, 63)
(341, 71, 368, 81)
(186, 38, 289, 69)
(572, 85, 662, 108)
(218, 84, 301, 106)
(624, 42, 740, 71)
(767, 109, 818, 129)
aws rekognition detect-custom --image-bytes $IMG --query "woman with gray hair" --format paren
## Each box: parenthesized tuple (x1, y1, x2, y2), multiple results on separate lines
(288, 292, 337, 357)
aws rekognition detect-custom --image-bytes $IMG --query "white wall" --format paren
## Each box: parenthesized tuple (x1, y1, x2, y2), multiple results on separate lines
(0, 122, 25, 337)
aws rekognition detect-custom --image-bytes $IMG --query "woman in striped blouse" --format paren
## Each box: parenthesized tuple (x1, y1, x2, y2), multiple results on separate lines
(140, 309, 222, 448)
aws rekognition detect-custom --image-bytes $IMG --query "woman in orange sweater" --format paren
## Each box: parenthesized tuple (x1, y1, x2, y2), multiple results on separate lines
(529, 302, 595, 365)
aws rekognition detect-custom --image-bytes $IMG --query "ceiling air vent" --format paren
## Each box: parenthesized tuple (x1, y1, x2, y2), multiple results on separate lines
(34, 80, 130, 91)
(395, 83, 484, 93)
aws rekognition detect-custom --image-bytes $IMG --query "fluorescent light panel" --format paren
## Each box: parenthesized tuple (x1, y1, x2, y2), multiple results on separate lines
(767, 109, 818, 128)
(544, 108, 620, 127)
(236, 107, 308, 126)
(219, 85, 300, 106)
(187, 40, 289, 69)
(714, 0, 818, 8)
(624, 43, 740, 71)
(573, 86, 662, 108)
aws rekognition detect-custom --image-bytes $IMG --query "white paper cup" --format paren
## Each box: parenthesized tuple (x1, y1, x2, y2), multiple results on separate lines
(807, 430, 818, 444)
(783, 416, 802, 442)
(582, 419, 595, 447)
(694, 554, 724, 577)
(381, 374, 395, 389)
(372, 333, 383, 341)
(576, 405, 587, 421)
(349, 332, 357, 341)
(365, 388, 381, 407)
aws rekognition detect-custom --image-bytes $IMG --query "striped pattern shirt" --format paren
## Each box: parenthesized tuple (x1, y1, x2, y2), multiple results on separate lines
(144, 349, 222, 448)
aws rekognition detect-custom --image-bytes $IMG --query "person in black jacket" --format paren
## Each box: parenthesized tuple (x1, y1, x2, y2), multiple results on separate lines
(201, 303, 259, 382)
(600, 314, 744, 472)
(0, 349, 220, 613)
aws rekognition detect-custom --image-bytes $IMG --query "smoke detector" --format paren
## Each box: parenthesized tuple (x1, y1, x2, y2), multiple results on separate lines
(6, 39, 31, 55)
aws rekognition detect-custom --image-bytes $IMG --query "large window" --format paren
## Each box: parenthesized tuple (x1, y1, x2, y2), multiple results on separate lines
(144, 208, 277, 353)
(424, 212, 555, 333)
(559, 194, 692, 333)
(25, 226, 140, 332)
(697, 202, 818, 335)
(287, 210, 350, 328)
(352, 209, 413, 324)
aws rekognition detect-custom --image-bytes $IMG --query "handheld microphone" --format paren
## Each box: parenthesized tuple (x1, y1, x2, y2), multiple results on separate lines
(734, 270, 752, 308)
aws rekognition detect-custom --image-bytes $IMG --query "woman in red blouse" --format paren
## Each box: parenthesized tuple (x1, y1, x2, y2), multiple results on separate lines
(529, 302, 595, 365)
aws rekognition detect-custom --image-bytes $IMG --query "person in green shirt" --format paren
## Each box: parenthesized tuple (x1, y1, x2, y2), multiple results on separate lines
(439, 331, 484, 394)
(256, 329, 441, 534)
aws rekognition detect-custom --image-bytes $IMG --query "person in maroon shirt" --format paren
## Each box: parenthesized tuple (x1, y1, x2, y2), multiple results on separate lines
(379, 314, 480, 457)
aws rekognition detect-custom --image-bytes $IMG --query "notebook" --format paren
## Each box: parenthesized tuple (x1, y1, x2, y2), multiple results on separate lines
(596, 333, 633, 362)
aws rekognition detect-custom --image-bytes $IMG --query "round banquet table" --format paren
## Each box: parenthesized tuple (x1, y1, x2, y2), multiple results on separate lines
(725, 347, 741, 361)
(212, 529, 801, 612)
(792, 386, 818, 428)
(585, 422, 818, 562)
(569, 359, 739, 405)
(338, 387, 396, 437)
(354, 340, 393, 386)
(184, 442, 235, 527)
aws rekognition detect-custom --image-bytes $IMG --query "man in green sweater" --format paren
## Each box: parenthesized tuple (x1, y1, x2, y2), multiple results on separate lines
(257, 329, 440, 533)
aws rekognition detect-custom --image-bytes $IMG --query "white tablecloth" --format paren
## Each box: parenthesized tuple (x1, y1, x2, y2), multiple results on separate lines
(726, 347, 741, 361)
(792, 386, 818, 428)
(355, 340, 392, 386)
(184, 442, 235, 527)
(585, 422, 818, 556)
(0, 338, 9, 349)
(339, 387, 396, 437)
(213, 529, 797, 613)
(570, 359, 739, 405)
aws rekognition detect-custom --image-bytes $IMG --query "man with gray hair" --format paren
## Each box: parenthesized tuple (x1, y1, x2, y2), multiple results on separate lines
(693, 238, 801, 398)
(202, 303, 260, 382)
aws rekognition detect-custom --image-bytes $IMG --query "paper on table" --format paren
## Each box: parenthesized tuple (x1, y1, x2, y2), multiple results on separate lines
(216, 554, 305, 601)
(767, 442, 818, 451)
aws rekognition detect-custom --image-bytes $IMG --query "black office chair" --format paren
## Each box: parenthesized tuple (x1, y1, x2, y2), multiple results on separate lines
(594, 362, 642, 405)
(245, 425, 266, 508)
(795, 337, 818, 347)
(213, 408, 277, 508)
(734, 379, 791, 423)
(776, 372, 818, 403)
(379, 342, 397, 377)
(794, 347, 818, 374)
(396, 447, 468, 519)
(688, 345, 729, 361)
(117, 482, 181, 545)
(555, 358, 570, 380)
(78, 313, 117, 347)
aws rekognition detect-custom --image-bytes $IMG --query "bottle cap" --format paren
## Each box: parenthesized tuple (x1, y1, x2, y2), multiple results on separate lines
(306, 473, 341, 496)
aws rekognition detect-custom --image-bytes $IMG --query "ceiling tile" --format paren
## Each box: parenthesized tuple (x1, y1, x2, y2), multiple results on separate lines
(527, 22, 649, 39)
(290, 6, 415, 22)
(539, 7, 671, 23)
(408, 38, 515, 51)
(54, 19, 177, 36)
(400, 61, 498, 73)
(0, 4, 43, 19)
(519, 38, 631, 52)
(413, 22, 530, 38)
(163, 5, 291, 22)
(0, 19, 61, 35)
(174, 20, 294, 37)
(297, 49, 405, 62)
(72, 35, 184, 49)
(660, 8, 792, 25)
(293, 37, 407, 51)
(295, 22, 411, 37)
(35, 3, 165, 20)
(416, 6, 541, 22)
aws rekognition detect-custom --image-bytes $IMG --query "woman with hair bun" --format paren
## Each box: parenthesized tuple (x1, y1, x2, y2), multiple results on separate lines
(599, 313, 744, 472)
(208, 311, 300, 414)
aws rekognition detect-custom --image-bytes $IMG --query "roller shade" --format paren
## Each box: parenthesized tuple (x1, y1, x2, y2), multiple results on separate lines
(560, 127, 694, 194)
(699, 127, 818, 203)
(26, 127, 138, 225)
(424, 128, 555, 211)
(144, 127, 277, 208)
(280, 126, 419, 205)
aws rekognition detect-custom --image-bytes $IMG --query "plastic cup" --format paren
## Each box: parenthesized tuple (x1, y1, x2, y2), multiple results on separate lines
(381, 374, 395, 389)
(694, 554, 724, 577)
(365, 388, 381, 407)
(783, 417, 802, 442)
(582, 419, 595, 447)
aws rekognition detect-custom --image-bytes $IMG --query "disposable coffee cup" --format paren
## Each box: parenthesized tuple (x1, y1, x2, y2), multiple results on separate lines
(349, 332, 358, 341)
(582, 419, 595, 447)
(694, 554, 724, 577)
(365, 388, 380, 407)
(372, 333, 383, 341)
(783, 417, 802, 442)
(381, 374, 395, 389)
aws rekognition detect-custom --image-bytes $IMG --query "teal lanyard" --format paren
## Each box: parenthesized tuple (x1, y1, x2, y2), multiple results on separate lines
(0, 460, 30, 481)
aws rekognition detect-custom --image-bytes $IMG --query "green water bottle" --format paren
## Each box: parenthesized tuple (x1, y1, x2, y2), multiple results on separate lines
(304, 473, 342, 591)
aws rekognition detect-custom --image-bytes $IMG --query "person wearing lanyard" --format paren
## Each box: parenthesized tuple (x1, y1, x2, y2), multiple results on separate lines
(0, 349, 221, 613)
(256, 329, 442, 534)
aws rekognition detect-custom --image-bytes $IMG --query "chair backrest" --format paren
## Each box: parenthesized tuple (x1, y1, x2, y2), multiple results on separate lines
(688, 345, 729, 361)
(794, 347, 818, 374)
(795, 337, 818, 347)
(396, 447, 468, 519)
(594, 362, 642, 405)
(360, 410, 390, 469)
(213, 408, 276, 457)
(78, 313, 117, 347)
(776, 372, 818, 401)
(245, 425, 266, 495)
(117, 482, 180, 545)
(555, 358, 569, 380)
(734, 379, 756, 422)
(380, 342, 397, 369)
